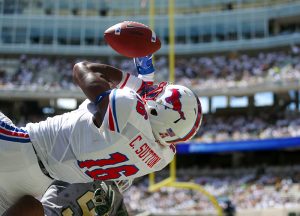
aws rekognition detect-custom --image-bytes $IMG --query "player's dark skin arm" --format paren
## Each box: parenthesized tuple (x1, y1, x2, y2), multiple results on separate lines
(3, 195, 44, 216)
(73, 61, 123, 127)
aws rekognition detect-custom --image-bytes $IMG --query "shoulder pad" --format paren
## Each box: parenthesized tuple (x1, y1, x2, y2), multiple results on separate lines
(106, 88, 137, 133)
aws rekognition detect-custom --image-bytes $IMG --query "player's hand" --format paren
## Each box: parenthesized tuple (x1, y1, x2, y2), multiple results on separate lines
(134, 55, 155, 75)
(93, 182, 115, 216)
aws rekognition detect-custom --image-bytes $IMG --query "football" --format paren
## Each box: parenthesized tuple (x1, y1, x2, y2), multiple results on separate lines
(104, 21, 161, 58)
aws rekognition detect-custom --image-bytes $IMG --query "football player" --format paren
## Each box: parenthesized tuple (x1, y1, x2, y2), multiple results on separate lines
(42, 180, 129, 216)
(3, 180, 129, 216)
(0, 55, 202, 214)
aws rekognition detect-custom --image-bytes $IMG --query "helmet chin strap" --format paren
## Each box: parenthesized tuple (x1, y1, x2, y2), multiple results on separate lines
(151, 126, 179, 146)
(152, 131, 169, 146)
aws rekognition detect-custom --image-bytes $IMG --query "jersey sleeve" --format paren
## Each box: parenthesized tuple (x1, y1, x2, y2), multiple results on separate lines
(138, 73, 154, 85)
(104, 88, 137, 134)
(117, 72, 145, 93)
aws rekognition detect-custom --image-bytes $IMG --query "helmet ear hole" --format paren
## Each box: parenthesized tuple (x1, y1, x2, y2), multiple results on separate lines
(150, 108, 158, 116)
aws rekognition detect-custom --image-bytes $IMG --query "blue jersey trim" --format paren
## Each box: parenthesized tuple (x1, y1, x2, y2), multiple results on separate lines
(0, 121, 28, 133)
(0, 120, 31, 143)
(111, 90, 120, 133)
(0, 134, 31, 143)
(94, 90, 112, 105)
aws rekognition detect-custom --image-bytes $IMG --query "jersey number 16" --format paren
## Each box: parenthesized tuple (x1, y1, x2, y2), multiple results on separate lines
(78, 152, 139, 181)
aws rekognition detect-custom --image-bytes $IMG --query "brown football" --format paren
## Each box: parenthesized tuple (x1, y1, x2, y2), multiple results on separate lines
(104, 21, 161, 58)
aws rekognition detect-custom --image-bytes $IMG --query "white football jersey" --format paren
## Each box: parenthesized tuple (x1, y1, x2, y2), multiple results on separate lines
(26, 87, 176, 183)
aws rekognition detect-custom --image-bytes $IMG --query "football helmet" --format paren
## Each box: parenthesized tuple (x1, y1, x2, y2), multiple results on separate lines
(144, 82, 202, 145)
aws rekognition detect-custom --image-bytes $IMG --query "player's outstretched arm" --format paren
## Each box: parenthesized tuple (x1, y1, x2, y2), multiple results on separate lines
(73, 61, 123, 127)
(73, 61, 122, 102)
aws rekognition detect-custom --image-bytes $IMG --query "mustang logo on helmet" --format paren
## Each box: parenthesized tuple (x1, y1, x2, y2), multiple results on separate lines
(165, 89, 186, 122)
(146, 83, 202, 146)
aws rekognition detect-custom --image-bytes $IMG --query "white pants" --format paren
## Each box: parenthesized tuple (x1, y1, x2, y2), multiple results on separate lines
(0, 112, 53, 214)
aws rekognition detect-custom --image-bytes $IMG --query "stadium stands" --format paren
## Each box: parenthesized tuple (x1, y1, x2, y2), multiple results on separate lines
(0, 49, 300, 91)
(1, 51, 300, 143)
(1, 1, 300, 215)
(198, 113, 300, 143)
(124, 166, 300, 214)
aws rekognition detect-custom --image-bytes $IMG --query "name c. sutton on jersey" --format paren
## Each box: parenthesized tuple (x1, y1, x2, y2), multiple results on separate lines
(129, 135, 161, 168)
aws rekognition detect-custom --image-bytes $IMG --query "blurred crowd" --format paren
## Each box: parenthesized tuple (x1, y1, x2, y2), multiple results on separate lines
(175, 50, 300, 90)
(124, 166, 300, 214)
(1, 50, 300, 143)
(11, 104, 300, 143)
(198, 113, 300, 143)
(0, 55, 78, 90)
(0, 49, 300, 91)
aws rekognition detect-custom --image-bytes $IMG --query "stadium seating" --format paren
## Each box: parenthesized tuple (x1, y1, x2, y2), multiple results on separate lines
(1, 50, 300, 91)
(1, 51, 300, 143)
(124, 166, 300, 214)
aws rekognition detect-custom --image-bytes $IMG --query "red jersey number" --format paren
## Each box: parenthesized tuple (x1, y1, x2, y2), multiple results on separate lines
(136, 97, 148, 120)
(78, 152, 139, 181)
